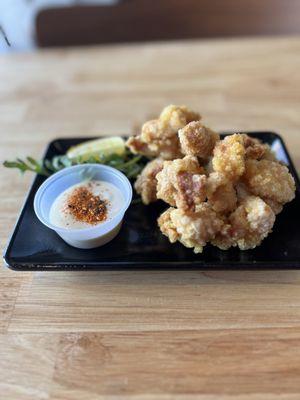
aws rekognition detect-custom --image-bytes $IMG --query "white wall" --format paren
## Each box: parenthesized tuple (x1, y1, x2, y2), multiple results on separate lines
(0, 0, 119, 53)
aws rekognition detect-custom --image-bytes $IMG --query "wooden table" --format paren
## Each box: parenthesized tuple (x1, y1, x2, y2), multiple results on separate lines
(1, 36, 300, 400)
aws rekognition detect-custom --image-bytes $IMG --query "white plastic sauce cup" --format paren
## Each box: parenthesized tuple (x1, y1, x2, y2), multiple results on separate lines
(34, 164, 132, 249)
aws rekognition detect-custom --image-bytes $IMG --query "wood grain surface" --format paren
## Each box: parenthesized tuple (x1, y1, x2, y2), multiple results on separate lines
(0, 36, 300, 400)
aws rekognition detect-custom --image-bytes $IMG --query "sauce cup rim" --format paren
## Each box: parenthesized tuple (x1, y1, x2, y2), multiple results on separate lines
(33, 164, 133, 235)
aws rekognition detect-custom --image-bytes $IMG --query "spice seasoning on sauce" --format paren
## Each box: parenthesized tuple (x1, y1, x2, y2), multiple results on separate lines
(65, 186, 108, 225)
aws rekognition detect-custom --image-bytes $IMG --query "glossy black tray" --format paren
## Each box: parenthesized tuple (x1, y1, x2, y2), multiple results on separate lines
(3, 132, 300, 270)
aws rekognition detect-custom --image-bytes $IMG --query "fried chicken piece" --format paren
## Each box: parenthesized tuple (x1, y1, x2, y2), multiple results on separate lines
(130, 106, 296, 254)
(126, 134, 158, 158)
(157, 207, 179, 244)
(126, 105, 201, 160)
(243, 135, 266, 160)
(231, 196, 276, 250)
(210, 180, 247, 249)
(156, 156, 207, 211)
(134, 158, 164, 205)
(243, 159, 296, 204)
(207, 172, 237, 214)
(235, 181, 284, 214)
(178, 121, 219, 159)
(204, 156, 214, 175)
(242, 134, 276, 161)
(159, 104, 201, 131)
(261, 198, 283, 215)
(212, 195, 276, 250)
(212, 133, 246, 181)
(140, 118, 182, 160)
(211, 223, 234, 250)
(235, 181, 251, 201)
(158, 204, 224, 253)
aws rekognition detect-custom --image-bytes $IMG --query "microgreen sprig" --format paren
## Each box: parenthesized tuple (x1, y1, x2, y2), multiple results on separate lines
(3, 151, 145, 180)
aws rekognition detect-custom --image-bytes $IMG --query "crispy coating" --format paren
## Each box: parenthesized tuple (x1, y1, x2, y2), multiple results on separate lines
(211, 223, 234, 250)
(178, 121, 219, 159)
(212, 134, 246, 181)
(157, 208, 179, 244)
(158, 204, 224, 253)
(134, 158, 164, 205)
(243, 159, 296, 204)
(261, 197, 283, 215)
(242, 134, 276, 161)
(126, 135, 157, 158)
(207, 172, 237, 214)
(126, 105, 200, 160)
(229, 196, 276, 250)
(156, 156, 207, 211)
(140, 119, 182, 160)
(212, 196, 276, 250)
(235, 182, 251, 201)
(159, 104, 201, 131)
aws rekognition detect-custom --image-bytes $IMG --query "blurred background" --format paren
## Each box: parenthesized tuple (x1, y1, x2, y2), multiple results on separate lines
(1, 0, 300, 53)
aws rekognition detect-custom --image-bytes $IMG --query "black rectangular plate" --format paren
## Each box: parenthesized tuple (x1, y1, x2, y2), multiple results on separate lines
(3, 132, 300, 270)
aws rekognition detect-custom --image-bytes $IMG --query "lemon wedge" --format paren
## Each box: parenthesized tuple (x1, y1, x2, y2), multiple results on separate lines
(67, 136, 126, 160)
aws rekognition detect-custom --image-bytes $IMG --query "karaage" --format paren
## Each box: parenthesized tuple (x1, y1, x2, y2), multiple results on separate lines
(156, 156, 207, 211)
(134, 158, 164, 205)
(126, 105, 201, 160)
(178, 121, 219, 160)
(158, 204, 224, 253)
(127, 107, 296, 253)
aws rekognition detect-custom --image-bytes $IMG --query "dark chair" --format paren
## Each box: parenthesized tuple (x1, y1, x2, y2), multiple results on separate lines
(36, 0, 300, 47)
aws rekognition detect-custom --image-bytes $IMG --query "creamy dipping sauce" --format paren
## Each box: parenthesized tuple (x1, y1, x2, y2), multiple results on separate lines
(49, 180, 124, 229)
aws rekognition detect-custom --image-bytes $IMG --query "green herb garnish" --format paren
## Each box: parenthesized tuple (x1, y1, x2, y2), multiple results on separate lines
(3, 151, 145, 179)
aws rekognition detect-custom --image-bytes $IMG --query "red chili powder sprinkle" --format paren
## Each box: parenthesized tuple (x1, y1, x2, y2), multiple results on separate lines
(66, 186, 107, 225)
